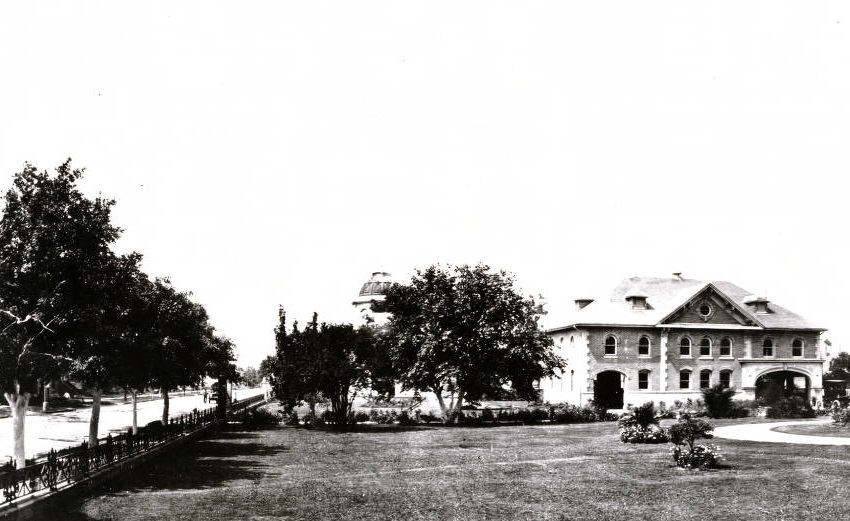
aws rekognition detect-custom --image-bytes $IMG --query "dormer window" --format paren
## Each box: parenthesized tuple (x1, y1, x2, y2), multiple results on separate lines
(624, 289, 649, 310)
(743, 295, 771, 314)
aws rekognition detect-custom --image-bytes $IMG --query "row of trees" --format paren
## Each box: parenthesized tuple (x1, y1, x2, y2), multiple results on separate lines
(0, 161, 237, 467)
(268, 264, 563, 429)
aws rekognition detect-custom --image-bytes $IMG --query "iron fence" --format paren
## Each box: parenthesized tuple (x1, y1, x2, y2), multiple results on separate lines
(1, 393, 266, 505)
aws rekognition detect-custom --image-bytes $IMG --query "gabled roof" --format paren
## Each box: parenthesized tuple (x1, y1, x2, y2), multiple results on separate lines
(548, 276, 824, 332)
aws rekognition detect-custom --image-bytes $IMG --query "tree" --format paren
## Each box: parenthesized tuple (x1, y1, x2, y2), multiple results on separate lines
(825, 352, 850, 381)
(147, 279, 218, 424)
(0, 160, 128, 455)
(383, 264, 563, 421)
(239, 366, 262, 387)
(271, 312, 381, 429)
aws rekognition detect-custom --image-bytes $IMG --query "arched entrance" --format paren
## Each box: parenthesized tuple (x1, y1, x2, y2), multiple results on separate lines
(594, 371, 624, 409)
(755, 370, 810, 404)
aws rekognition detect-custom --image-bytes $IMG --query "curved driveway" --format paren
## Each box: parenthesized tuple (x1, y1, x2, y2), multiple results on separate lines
(713, 418, 850, 445)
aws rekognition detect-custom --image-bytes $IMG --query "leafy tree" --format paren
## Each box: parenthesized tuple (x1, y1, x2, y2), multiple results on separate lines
(668, 415, 721, 469)
(825, 352, 850, 381)
(271, 312, 382, 429)
(0, 160, 129, 455)
(383, 264, 563, 421)
(147, 279, 220, 424)
(239, 366, 262, 387)
(258, 355, 276, 380)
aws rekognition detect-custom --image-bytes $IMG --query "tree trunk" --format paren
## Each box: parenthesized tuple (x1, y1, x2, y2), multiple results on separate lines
(434, 388, 450, 421)
(3, 388, 30, 468)
(161, 388, 170, 425)
(453, 390, 466, 420)
(42, 382, 50, 412)
(132, 390, 138, 435)
(88, 388, 102, 448)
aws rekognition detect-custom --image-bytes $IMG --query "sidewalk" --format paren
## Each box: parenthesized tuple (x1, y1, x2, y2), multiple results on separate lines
(713, 418, 850, 445)
(1, 388, 261, 461)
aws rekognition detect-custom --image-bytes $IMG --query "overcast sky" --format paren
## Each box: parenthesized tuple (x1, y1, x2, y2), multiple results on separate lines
(1, 2, 849, 368)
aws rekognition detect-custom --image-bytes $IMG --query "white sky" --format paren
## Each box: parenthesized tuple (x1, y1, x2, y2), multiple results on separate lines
(1, 2, 849, 368)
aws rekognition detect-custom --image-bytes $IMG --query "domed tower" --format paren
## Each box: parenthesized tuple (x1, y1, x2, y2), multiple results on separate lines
(352, 271, 392, 326)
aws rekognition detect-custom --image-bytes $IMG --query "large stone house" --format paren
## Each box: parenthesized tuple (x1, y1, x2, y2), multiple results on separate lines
(539, 275, 827, 409)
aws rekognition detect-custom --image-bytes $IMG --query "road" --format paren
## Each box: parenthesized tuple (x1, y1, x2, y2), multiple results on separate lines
(0, 388, 262, 462)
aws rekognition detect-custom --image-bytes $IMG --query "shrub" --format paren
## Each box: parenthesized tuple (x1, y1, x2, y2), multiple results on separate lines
(352, 411, 370, 424)
(832, 403, 850, 426)
(701, 385, 736, 418)
(242, 407, 283, 427)
(369, 409, 398, 424)
(620, 424, 668, 444)
(766, 396, 815, 419)
(284, 410, 300, 426)
(618, 402, 667, 443)
(671, 444, 722, 470)
(631, 402, 657, 429)
(668, 415, 721, 469)
(549, 404, 606, 423)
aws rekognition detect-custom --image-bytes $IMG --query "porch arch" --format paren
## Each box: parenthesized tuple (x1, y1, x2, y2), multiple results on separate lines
(593, 370, 625, 409)
(754, 368, 812, 404)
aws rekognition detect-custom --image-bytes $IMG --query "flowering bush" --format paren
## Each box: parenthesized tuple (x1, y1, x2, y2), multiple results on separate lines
(671, 444, 722, 469)
(668, 415, 722, 469)
(618, 402, 667, 443)
(831, 403, 850, 426)
(620, 423, 669, 443)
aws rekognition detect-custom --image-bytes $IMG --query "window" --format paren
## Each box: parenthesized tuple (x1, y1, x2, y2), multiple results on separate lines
(604, 335, 617, 355)
(638, 370, 650, 390)
(680, 337, 691, 356)
(698, 303, 713, 319)
(700, 369, 712, 389)
(792, 338, 803, 357)
(720, 337, 732, 357)
(763, 338, 774, 357)
(680, 370, 691, 389)
(700, 337, 712, 357)
(719, 370, 732, 389)
(638, 336, 650, 356)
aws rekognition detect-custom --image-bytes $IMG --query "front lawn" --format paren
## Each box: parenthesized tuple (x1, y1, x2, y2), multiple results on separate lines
(67, 416, 850, 521)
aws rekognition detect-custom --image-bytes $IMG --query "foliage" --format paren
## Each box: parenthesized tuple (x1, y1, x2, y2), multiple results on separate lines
(549, 403, 615, 423)
(668, 415, 721, 469)
(766, 396, 816, 419)
(620, 424, 669, 444)
(701, 385, 746, 418)
(671, 444, 723, 470)
(383, 264, 563, 421)
(617, 402, 667, 443)
(831, 403, 850, 426)
(240, 366, 262, 387)
(270, 311, 384, 429)
(241, 407, 283, 428)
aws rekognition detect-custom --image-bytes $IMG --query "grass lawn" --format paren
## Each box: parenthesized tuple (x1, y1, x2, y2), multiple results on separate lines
(65, 412, 850, 521)
(774, 421, 850, 437)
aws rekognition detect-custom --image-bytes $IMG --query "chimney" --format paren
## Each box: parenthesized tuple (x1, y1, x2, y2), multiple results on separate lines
(672, 272, 684, 280)
(742, 295, 770, 314)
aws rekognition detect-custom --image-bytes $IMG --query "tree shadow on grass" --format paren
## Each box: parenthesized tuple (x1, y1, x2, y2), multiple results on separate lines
(100, 429, 292, 493)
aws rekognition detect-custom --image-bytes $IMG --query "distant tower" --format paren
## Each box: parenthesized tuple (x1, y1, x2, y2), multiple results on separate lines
(352, 271, 392, 326)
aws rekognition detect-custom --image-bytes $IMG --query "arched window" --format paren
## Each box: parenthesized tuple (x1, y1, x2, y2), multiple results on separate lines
(680, 337, 692, 356)
(762, 338, 774, 357)
(604, 335, 617, 355)
(638, 336, 650, 356)
(700, 337, 712, 357)
(720, 337, 732, 357)
(719, 369, 732, 389)
(792, 338, 804, 357)
(679, 370, 691, 389)
(700, 369, 712, 389)
(638, 370, 650, 390)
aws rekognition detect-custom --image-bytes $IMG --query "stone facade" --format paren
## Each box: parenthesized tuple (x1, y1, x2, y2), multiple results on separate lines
(540, 276, 827, 409)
